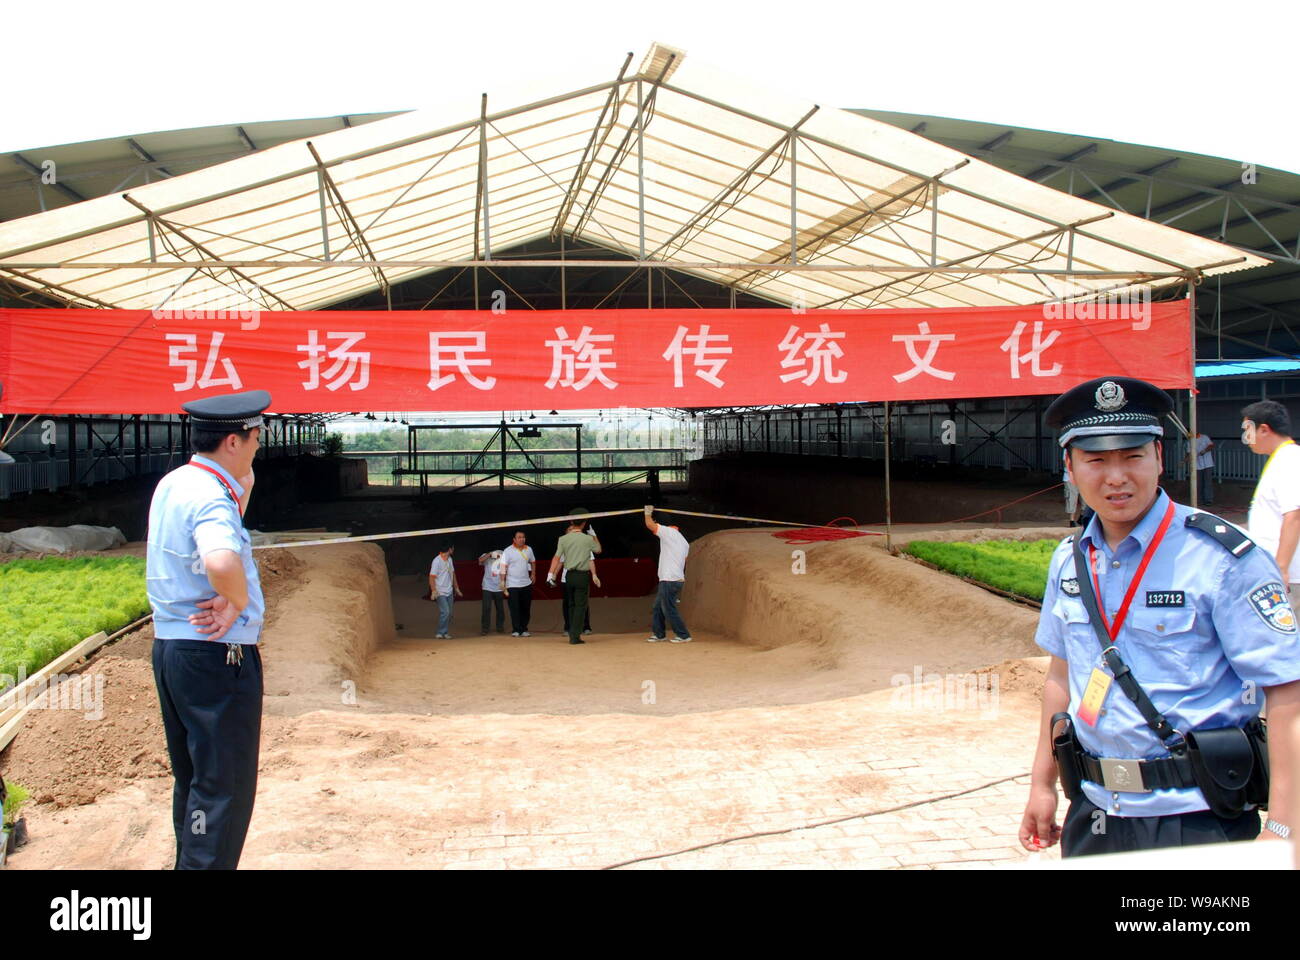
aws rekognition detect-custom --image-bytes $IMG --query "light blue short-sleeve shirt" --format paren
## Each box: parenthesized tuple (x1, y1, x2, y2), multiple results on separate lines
(1035, 489, 1300, 817)
(146, 455, 264, 644)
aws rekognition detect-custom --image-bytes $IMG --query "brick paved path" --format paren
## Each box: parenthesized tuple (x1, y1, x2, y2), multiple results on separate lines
(15, 678, 1064, 869)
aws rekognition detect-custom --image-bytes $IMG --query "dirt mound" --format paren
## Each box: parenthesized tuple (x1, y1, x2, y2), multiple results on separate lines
(2, 544, 311, 804)
(974, 656, 1050, 695)
(682, 528, 1042, 677)
(3, 654, 169, 807)
(256, 549, 308, 614)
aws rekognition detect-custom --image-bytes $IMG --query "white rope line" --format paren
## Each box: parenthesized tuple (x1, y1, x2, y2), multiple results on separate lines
(252, 508, 644, 550)
(656, 508, 854, 529)
(252, 506, 851, 551)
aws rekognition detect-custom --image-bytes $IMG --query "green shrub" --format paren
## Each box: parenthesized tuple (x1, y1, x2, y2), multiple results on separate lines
(3, 781, 30, 827)
(0, 556, 149, 679)
(904, 539, 1059, 601)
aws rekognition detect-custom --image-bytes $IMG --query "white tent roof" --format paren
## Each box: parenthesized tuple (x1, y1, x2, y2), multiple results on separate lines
(0, 44, 1266, 314)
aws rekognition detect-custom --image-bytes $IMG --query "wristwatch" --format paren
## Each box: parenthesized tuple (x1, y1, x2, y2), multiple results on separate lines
(1264, 819, 1291, 840)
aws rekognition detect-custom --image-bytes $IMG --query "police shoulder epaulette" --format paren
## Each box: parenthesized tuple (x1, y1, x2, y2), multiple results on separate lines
(1185, 512, 1255, 557)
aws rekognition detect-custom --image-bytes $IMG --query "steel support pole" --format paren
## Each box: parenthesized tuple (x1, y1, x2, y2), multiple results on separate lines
(480, 95, 492, 262)
(1188, 281, 1199, 509)
(576, 425, 582, 490)
(884, 401, 893, 551)
(317, 170, 331, 261)
(930, 181, 938, 266)
(69, 414, 78, 489)
(637, 79, 646, 260)
(789, 133, 798, 265)
(500, 421, 506, 491)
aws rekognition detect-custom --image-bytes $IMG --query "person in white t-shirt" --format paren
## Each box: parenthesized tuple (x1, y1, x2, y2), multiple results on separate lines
(1242, 400, 1300, 599)
(428, 543, 462, 639)
(1062, 464, 1080, 526)
(500, 531, 537, 636)
(477, 549, 506, 635)
(643, 505, 692, 643)
(1194, 432, 1215, 506)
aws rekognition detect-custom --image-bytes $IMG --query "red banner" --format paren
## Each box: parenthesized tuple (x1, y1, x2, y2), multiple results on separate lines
(0, 302, 1191, 414)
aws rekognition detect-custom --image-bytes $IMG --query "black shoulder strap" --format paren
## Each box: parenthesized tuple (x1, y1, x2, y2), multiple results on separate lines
(1184, 512, 1254, 557)
(1070, 535, 1180, 743)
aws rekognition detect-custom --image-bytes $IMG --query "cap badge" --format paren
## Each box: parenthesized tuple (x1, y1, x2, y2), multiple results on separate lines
(1094, 381, 1126, 412)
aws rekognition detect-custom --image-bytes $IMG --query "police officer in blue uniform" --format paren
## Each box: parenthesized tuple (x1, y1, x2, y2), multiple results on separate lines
(146, 389, 269, 869)
(1019, 377, 1300, 856)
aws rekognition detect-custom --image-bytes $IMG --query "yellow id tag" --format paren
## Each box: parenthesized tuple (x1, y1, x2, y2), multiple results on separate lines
(1077, 667, 1112, 728)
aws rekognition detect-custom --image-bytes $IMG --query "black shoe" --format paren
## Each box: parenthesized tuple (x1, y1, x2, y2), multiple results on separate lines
(569, 638, 585, 645)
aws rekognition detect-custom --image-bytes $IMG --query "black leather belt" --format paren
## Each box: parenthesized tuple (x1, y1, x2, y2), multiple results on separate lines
(1079, 750, 1197, 793)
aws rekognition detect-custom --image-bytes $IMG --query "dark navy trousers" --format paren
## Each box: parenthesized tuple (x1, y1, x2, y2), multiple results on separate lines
(152, 638, 262, 870)
(1061, 795, 1260, 857)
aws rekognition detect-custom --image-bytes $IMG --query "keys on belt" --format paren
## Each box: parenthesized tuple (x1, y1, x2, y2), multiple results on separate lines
(1079, 751, 1197, 793)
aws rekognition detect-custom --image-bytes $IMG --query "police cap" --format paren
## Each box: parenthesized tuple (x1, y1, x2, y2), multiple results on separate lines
(182, 389, 272, 432)
(1044, 377, 1172, 451)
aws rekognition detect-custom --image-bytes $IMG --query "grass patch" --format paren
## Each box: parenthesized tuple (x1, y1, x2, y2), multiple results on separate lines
(903, 538, 1059, 602)
(0, 556, 148, 680)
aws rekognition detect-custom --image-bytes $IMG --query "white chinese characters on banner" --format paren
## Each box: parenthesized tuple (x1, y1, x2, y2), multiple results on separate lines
(892, 321, 956, 383)
(165, 332, 243, 392)
(778, 323, 846, 385)
(662, 324, 732, 388)
(544, 326, 618, 391)
(999, 320, 1062, 379)
(297, 331, 371, 391)
(428, 332, 496, 390)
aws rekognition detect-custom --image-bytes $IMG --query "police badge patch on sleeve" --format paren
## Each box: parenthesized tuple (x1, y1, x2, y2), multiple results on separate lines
(1060, 577, 1080, 596)
(1248, 582, 1297, 634)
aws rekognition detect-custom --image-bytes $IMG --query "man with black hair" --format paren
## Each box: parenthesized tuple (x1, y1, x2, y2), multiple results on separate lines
(1193, 431, 1215, 507)
(644, 506, 692, 643)
(501, 531, 536, 636)
(429, 543, 461, 639)
(1019, 378, 1300, 857)
(146, 389, 269, 869)
(547, 518, 601, 645)
(1242, 400, 1300, 601)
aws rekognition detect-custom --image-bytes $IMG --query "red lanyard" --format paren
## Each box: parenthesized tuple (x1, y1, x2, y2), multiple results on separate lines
(190, 461, 243, 516)
(1086, 500, 1176, 642)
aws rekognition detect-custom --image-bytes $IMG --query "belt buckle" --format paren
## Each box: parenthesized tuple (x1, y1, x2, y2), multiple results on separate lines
(1099, 758, 1149, 793)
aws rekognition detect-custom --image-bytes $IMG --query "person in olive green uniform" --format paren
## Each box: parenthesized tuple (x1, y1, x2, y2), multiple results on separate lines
(547, 519, 601, 645)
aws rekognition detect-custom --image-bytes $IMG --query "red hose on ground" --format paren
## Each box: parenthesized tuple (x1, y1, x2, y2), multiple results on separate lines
(772, 517, 874, 544)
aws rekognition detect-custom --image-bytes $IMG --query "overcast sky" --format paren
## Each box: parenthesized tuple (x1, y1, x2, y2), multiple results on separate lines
(4, 0, 1297, 173)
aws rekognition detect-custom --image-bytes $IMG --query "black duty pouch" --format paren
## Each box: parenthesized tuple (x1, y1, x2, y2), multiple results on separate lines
(1245, 717, 1270, 810)
(1050, 712, 1084, 801)
(1184, 726, 1257, 819)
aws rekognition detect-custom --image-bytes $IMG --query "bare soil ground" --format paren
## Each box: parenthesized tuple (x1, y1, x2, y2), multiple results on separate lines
(2, 518, 1062, 870)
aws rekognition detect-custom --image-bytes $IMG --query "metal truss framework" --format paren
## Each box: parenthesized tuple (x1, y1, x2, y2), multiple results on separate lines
(393, 421, 678, 494)
(0, 46, 1262, 319)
